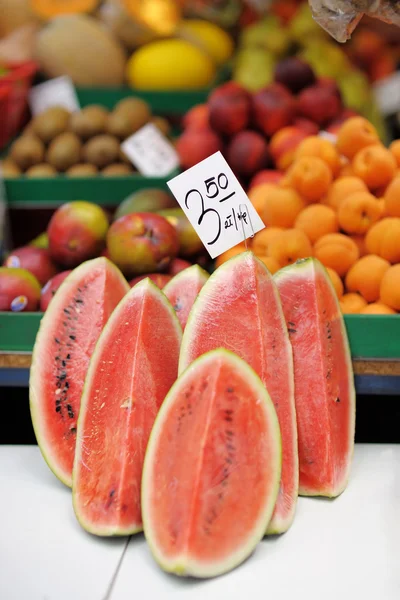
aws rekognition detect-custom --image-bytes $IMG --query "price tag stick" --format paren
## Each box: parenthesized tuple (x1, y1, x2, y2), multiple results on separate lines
(239, 203, 255, 250)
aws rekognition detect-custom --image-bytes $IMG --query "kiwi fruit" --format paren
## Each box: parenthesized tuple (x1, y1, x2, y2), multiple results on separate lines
(82, 134, 120, 168)
(69, 105, 109, 140)
(32, 106, 70, 144)
(66, 164, 98, 177)
(46, 132, 82, 172)
(10, 136, 45, 171)
(151, 116, 171, 137)
(25, 164, 57, 178)
(106, 111, 136, 140)
(114, 97, 151, 132)
(102, 163, 133, 176)
(1, 159, 21, 178)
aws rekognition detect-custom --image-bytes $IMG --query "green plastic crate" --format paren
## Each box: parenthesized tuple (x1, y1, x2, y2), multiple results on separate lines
(0, 313, 399, 358)
(5, 171, 179, 208)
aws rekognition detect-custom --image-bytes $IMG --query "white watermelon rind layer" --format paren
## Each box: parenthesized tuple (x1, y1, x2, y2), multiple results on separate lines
(178, 251, 298, 535)
(29, 257, 130, 488)
(72, 277, 182, 537)
(141, 348, 282, 579)
(274, 257, 356, 498)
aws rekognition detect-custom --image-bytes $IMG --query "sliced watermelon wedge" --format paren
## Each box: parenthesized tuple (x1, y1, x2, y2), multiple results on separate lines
(163, 264, 209, 330)
(30, 258, 129, 487)
(72, 279, 182, 536)
(179, 251, 298, 535)
(274, 257, 356, 497)
(142, 348, 282, 578)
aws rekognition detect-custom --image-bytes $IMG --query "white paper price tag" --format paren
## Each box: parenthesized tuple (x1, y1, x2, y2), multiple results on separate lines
(167, 151, 265, 259)
(29, 76, 80, 116)
(121, 123, 179, 177)
(373, 72, 400, 116)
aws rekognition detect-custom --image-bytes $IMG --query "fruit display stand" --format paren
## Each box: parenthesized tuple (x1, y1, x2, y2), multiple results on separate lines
(0, 443, 398, 599)
(0, 312, 399, 393)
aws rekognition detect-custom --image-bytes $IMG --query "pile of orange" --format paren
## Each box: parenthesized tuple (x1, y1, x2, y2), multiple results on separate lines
(216, 117, 400, 315)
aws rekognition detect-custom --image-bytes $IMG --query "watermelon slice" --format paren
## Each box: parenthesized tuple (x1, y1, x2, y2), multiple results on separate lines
(142, 348, 282, 578)
(274, 258, 356, 497)
(30, 258, 129, 487)
(72, 279, 182, 536)
(163, 264, 209, 330)
(178, 251, 297, 535)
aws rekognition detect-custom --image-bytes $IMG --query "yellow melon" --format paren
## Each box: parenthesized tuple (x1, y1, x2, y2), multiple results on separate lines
(34, 14, 127, 87)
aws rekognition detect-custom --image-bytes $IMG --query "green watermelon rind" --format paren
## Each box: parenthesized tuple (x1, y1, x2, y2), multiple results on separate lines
(178, 251, 298, 535)
(72, 277, 182, 537)
(274, 257, 356, 498)
(29, 257, 130, 489)
(141, 347, 282, 579)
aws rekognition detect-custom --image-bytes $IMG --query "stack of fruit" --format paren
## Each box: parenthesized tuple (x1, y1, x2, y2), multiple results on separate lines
(232, 6, 386, 136)
(0, 188, 205, 312)
(217, 116, 400, 316)
(177, 60, 362, 186)
(2, 98, 171, 178)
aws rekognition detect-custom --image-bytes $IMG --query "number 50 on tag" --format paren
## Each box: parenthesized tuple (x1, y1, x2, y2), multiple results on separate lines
(167, 152, 265, 259)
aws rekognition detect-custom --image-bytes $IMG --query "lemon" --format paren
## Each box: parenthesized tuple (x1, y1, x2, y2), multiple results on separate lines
(126, 39, 216, 90)
(178, 19, 234, 65)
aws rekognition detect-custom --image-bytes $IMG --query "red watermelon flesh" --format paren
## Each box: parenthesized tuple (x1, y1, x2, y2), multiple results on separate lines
(179, 251, 297, 535)
(274, 257, 355, 497)
(142, 349, 282, 578)
(73, 279, 182, 536)
(29, 258, 129, 487)
(163, 264, 209, 330)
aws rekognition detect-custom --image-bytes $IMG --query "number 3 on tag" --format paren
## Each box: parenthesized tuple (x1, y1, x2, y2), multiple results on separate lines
(167, 151, 265, 259)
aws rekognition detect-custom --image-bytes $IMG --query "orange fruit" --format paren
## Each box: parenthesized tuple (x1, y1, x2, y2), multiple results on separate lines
(294, 204, 338, 244)
(323, 176, 367, 211)
(287, 156, 332, 203)
(337, 191, 382, 234)
(257, 255, 281, 274)
(345, 254, 390, 303)
(215, 243, 246, 268)
(247, 183, 274, 217)
(352, 144, 396, 190)
(313, 233, 359, 277)
(336, 116, 380, 160)
(338, 163, 354, 177)
(295, 135, 341, 176)
(252, 227, 284, 256)
(326, 267, 344, 298)
(360, 303, 397, 315)
(339, 293, 367, 314)
(267, 229, 312, 267)
(349, 234, 367, 257)
(384, 176, 400, 217)
(380, 264, 400, 311)
(389, 139, 400, 168)
(257, 186, 305, 228)
(365, 217, 400, 263)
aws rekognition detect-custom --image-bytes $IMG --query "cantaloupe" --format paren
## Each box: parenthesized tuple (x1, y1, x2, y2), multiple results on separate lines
(34, 14, 127, 87)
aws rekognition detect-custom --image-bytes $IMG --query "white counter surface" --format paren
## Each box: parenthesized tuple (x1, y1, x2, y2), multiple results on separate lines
(1, 445, 399, 600)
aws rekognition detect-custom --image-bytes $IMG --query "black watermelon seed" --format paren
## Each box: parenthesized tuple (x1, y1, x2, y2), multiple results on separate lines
(335, 397, 341, 403)
(63, 308, 70, 314)
(69, 335, 76, 341)
(65, 381, 69, 389)
(54, 337, 60, 344)
(75, 298, 83, 304)
(70, 427, 77, 434)
(66, 353, 71, 360)
(288, 321, 295, 326)
(61, 360, 66, 367)
(55, 406, 61, 413)
(59, 372, 66, 381)
(226, 387, 234, 393)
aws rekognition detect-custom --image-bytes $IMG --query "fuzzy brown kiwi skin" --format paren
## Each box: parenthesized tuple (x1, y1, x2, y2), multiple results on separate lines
(10, 136, 45, 171)
(46, 132, 82, 172)
(82, 134, 120, 169)
(66, 164, 98, 177)
(69, 105, 109, 140)
(32, 106, 71, 144)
